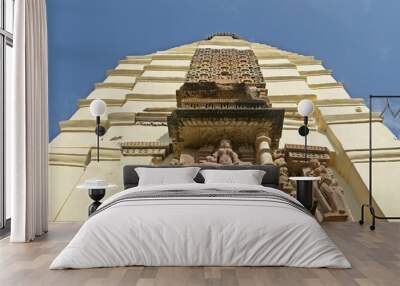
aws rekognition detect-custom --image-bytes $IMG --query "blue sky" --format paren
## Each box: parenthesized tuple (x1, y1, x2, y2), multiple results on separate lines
(47, 0, 400, 140)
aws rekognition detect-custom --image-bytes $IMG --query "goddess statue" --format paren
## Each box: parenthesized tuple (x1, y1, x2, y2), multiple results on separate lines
(201, 139, 249, 165)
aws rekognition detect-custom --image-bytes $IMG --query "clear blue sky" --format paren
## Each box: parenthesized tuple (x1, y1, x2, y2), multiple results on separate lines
(47, 0, 400, 140)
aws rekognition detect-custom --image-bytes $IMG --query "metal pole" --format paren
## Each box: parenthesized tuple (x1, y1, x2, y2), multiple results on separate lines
(360, 95, 400, 230)
(96, 116, 100, 162)
(304, 116, 308, 163)
(369, 96, 372, 206)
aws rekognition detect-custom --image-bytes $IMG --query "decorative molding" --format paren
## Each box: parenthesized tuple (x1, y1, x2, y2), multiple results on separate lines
(315, 98, 365, 107)
(284, 144, 331, 166)
(78, 98, 126, 108)
(108, 112, 136, 126)
(95, 82, 135, 90)
(256, 55, 291, 60)
(136, 77, 186, 83)
(250, 52, 285, 58)
(309, 82, 343, 89)
(120, 141, 170, 159)
(151, 54, 193, 60)
(264, 76, 307, 82)
(135, 112, 169, 123)
(143, 65, 190, 71)
(176, 82, 268, 109)
(168, 108, 285, 151)
(126, 93, 177, 101)
(260, 65, 298, 70)
(143, 107, 176, 112)
(59, 120, 99, 132)
(198, 41, 250, 47)
(106, 69, 143, 77)
(290, 58, 322, 65)
(186, 48, 265, 88)
(322, 112, 383, 125)
(299, 70, 332, 76)
(119, 58, 151, 64)
(346, 148, 400, 162)
(125, 55, 152, 60)
(259, 63, 296, 68)
(266, 94, 317, 103)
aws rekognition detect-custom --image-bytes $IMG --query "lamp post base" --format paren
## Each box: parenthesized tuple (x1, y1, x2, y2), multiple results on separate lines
(88, 188, 105, 216)
(296, 180, 313, 211)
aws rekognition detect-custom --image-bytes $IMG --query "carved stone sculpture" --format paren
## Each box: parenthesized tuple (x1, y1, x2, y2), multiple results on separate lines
(186, 48, 265, 88)
(200, 139, 250, 166)
(272, 149, 352, 222)
(304, 159, 351, 221)
(272, 149, 294, 194)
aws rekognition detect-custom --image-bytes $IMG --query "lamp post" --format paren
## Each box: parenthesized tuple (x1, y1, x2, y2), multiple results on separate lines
(89, 99, 107, 162)
(290, 99, 319, 213)
(297, 99, 314, 163)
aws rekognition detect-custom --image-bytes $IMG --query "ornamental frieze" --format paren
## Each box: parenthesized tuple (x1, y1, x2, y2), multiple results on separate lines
(186, 48, 265, 88)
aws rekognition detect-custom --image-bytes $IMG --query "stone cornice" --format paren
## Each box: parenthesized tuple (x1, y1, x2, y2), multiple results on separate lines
(299, 70, 332, 76)
(290, 58, 322, 65)
(256, 54, 290, 60)
(144, 107, 177, 112)
(136, 77, 186, 83)
(108, 112, 136, 126)
(253, 52, 286, 58)
(95, 82, 135, 90)
(49, 153, 89, 167)
(144, 65, 189, 71)
(347, 148, 400, 162)
(126, 93, 177, 101)
(322, 112, 383, 125)
(198, 40, 250, 47)
(259, 65, 298, 70)
(78, 98, 126, 108)
(309, 82, 343, 89)
(315, 98, 365, 107)
(119, 59, 151, 65)
(136, 112, 169, 123)
(264, 76, 307, 82)
(59, 120, 105, 132)
(266, 94, 317, 102)
(106, 69, 143, 77)
(259, 63, 297, 68)
(125, 55, 152, 60)
(120, 141, 170, 158)
(151, 54, 193, 60)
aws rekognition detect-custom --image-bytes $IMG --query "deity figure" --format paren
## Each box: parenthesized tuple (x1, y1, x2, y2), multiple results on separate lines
(201, 139, 249, 165)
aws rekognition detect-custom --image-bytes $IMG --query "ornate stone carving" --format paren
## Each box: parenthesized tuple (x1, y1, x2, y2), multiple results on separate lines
(304, 159, 351, 222)
(186, 48, 265, 88)
(284, 144, 331, 171)
(273, 148, 352, 222)
(167, 46, 284, 164)
(199, 139, 251, 166)
(272, 149, 294, 194)
(167, 109, 284, 152)
(120, 141, 170, 160)
(176, 82, 269, 109)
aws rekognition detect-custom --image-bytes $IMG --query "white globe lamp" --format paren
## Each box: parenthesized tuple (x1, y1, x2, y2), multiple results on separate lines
(297, 99, 314, 117)
(90, 99, 107, 117)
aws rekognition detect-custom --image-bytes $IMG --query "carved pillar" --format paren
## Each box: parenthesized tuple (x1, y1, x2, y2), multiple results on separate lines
(255, 132, 273, 164)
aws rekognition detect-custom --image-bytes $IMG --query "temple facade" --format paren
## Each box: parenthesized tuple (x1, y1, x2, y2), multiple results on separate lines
(49, 33, 400, 222)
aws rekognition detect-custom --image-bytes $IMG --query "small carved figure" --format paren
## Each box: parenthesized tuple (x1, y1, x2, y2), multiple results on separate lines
(201, 139, 248, 165)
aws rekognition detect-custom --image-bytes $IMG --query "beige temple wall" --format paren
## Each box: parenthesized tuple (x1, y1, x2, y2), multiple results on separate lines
(49, 35, 399, 222)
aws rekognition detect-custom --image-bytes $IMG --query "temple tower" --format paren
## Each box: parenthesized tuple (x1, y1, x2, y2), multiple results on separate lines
(49, 33, 400, 222)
